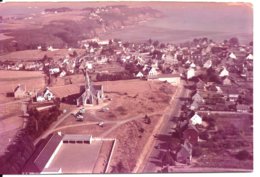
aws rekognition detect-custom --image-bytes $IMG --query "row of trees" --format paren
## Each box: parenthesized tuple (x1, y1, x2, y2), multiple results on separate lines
(0, 130, 35, 174)
(26, 102, 61, 139)
(96, 72, 134, 81)
(0, 100, 61, 174)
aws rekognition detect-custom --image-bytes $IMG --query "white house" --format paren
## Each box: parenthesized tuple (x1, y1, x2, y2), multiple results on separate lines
(49, 68, 60, 75)
(148, 67, 158, 76)
(190, 62, 196, 68)
(136, 71, 144, 78)
(187, 68, 195, 79)
(246, 54, 253, 60)
(36, 88, 55, 102)
(59, 70, 66, 77)
(219, 67, 229, 77)
(47, 46, 58, 52)
(203, 60, 212, 69)
(190, 113, 203, 125)
(229, 52, 237, 60)
(86, 63, 93, 70)
(98, 40, 109, 45)
(185, 60, 191, 65)
(216, 86, 223, 94)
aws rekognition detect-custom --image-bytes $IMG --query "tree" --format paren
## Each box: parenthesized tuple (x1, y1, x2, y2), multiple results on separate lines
(41, 44, 47, 51)
(229, 37, 239, 46)
(72, 50, 78, 57)
(192, 146, 203, 157)
(153, 40, 159, 47)
(112, 161, 127, 173)
(148, 38, 153, 45)
(193, 38, 199, 45)
(159, 43, 166, 49)
(161, 150, 175, 166)
(235, 150, 252, 160)
(223, 39, 228, 45)
(144, 115, 151, 124)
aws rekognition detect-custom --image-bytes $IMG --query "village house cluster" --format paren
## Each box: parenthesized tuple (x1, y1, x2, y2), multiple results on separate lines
(157, 37, 253, 167)
(0, 35, 253, 173)
(4, 36, 253, 114)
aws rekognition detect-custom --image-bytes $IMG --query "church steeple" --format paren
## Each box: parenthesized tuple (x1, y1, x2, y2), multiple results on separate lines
(84, 69, 91, 90)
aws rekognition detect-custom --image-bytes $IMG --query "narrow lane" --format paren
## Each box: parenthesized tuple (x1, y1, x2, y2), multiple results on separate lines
(141, 81, 189, 173)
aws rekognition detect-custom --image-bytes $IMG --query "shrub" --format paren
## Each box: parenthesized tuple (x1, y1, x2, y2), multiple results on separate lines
(192, 147, 203, 157)
(235, 150, 252, 160)
(199, 131, 210, 140)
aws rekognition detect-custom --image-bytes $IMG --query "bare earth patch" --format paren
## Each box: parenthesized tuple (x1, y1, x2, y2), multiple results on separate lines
(106, 114, 163, 172)
(95, 79, 176, 121)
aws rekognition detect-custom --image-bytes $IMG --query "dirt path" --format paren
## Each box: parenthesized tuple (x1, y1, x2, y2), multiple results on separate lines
(0, 98, 28, 106)
(34, 102, 110, 145)
(100, 112, 163, 138)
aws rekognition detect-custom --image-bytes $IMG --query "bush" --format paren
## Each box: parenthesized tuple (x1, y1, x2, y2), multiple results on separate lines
(192, 147, 203, 157)
(199, 131, 210, 140)
(235, 150, 252, 160)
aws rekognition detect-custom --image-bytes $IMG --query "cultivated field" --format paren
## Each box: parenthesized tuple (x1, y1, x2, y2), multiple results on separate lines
(0, 49, 86, 62)
(0, 70, 44, 79)
(1, 11, 86, 31)
(0, 70, 46, 98)
(0, 70, 46, 156)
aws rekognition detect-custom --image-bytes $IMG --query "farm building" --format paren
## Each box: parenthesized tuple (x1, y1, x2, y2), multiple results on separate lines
(14, 84, 27, 99)
(22, 132, 108, 174)
(36, 87, 55, 102)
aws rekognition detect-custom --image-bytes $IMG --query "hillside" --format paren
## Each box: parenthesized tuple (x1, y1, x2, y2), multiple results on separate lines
(0, 5, 162, 54)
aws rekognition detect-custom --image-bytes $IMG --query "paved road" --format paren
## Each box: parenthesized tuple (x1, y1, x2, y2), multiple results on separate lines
(141, 80, 190, 173)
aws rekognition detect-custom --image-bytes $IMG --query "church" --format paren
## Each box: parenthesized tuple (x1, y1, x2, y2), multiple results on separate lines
(77, 70, 104, 106)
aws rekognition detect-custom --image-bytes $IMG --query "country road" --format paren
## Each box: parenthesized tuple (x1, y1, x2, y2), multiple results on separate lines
(139, 80, 190, 173)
